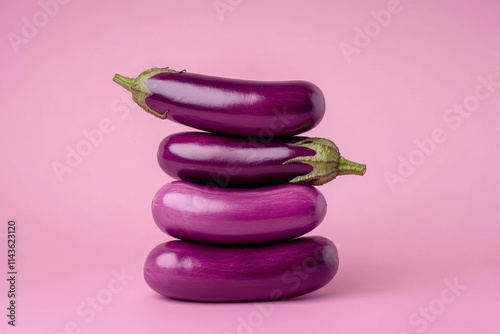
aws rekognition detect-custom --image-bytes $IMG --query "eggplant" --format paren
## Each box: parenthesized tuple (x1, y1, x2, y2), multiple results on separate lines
(158, 132, 366, 187)
(113, 67, 325, 137)
(152, 181, 327, 245)
(144, 236, 339, 302)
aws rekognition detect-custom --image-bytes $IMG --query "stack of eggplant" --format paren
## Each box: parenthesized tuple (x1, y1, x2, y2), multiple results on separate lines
(113, 67, 366, 302)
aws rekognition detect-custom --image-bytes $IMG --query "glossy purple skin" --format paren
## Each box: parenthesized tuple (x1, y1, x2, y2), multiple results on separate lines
(144, 236, 339, 302)
(158, 132, 315, 187)
(144, 72, 325, 137)
(151, 181, 327, 245)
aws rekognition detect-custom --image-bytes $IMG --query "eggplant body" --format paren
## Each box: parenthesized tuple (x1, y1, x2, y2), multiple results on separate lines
(144, 236, 339, 302)
(113, 68, 325, 137)
(158, 132, 367, 187)
(158, 132, 315, 187)
(152, 181, 327, 245)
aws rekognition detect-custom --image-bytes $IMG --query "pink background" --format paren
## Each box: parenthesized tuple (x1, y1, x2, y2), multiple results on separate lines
(1, 0, 499, 333)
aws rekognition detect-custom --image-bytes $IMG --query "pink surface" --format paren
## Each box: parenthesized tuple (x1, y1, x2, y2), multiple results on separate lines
(1, 0, 500, 333)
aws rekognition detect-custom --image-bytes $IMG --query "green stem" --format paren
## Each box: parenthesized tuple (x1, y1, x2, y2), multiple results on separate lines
(337, 157, 366, 176)
(113, 74, 136, 92)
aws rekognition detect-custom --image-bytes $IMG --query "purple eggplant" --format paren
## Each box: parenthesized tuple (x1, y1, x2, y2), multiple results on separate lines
(113, 67, 325, 137)
(158, 132, 366, 187)
(152, 181, 326, 245)
(144, 236, 339, 302)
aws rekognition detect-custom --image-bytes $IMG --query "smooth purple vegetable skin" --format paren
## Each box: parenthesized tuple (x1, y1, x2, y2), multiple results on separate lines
(113, 67, 325, 137)
(158, 132, 367, 187)
(151, 181, 327, 245)
(144, 236, 339, 302)
(158, 132, 313, 187)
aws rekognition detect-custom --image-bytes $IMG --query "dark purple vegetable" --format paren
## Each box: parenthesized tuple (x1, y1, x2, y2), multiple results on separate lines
(152, 181, 326, 245)
(158, 132, 366, 187)
(113, 67, 325, 137)
(144, 236, 339, 302)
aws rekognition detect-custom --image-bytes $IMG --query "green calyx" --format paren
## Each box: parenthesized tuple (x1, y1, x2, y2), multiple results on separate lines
(112, 67, 181, 119)
(284, 138, 366, 186)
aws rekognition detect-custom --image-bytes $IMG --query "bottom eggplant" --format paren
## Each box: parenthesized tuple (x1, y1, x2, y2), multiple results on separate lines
(144, 236, 339, 302)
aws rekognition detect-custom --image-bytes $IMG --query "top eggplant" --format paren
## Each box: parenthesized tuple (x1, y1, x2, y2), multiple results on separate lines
(113, 67, 326, 137)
